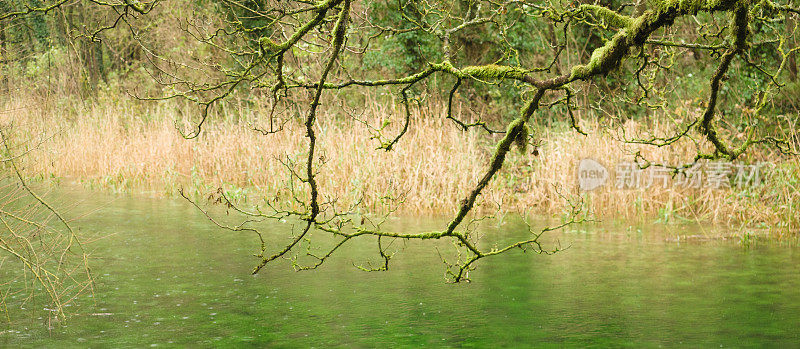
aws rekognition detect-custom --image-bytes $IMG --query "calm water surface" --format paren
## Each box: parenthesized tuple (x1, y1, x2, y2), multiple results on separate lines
(2, 189, 799, 347)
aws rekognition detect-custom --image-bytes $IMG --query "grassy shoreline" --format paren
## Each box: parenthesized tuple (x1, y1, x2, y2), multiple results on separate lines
(3, 96, 799, 236)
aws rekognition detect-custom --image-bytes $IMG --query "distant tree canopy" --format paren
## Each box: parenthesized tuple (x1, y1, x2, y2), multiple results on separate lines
(2, 0, 799, 281)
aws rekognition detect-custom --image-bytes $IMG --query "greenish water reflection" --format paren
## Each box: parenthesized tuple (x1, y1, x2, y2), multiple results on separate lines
(2, 189, 799, 347)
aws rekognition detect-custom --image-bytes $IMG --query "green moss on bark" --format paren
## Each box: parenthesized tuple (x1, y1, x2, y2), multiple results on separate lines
(580, 4, 635, 27)
(569, 0, 741, 81)
(460, 64, 528, 80)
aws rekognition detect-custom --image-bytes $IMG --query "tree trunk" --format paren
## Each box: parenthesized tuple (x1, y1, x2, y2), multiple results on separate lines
(0, 25, 7, 95)
(787, 13, 797, 81)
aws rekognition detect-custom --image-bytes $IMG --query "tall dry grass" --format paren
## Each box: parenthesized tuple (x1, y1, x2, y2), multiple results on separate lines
(2, 95, 798, 234)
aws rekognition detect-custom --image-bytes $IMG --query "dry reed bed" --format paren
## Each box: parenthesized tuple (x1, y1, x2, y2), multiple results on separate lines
(3, 98, 798, 232)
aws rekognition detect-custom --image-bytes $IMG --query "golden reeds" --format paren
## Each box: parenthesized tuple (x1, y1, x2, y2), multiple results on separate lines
(3, 95, 798, 234)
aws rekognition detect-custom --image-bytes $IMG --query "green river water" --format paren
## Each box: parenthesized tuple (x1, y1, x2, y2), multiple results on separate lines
(1, 189, 799, 347)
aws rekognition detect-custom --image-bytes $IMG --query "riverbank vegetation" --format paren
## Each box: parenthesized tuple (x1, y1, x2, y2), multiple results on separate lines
(2, 0, 800, 287)
(2, 91, 798, 234)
